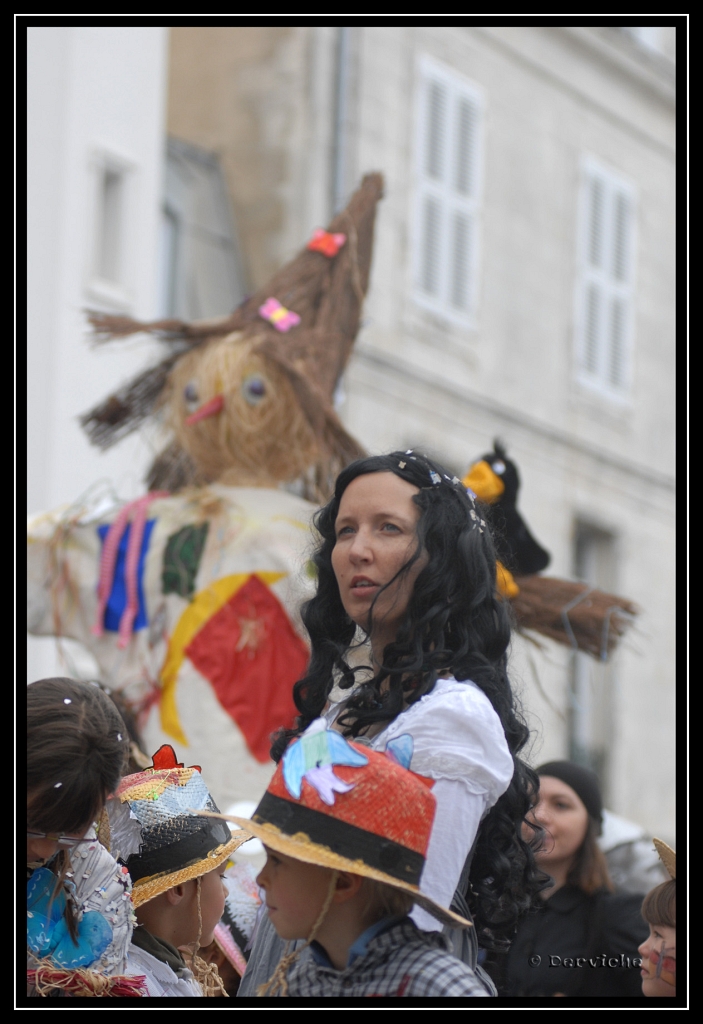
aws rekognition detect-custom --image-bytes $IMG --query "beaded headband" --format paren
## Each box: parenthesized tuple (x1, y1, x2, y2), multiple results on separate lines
(397, 450, 487, 532)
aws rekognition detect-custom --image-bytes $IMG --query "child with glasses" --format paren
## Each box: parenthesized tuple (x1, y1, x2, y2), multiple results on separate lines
(26, 677, 141, 997)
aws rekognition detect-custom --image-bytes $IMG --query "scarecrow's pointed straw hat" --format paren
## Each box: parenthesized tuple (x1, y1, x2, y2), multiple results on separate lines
(81, 173, 384, 496)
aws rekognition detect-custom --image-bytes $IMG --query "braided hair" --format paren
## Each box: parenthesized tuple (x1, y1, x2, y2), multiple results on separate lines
(271, 451, 547, 945)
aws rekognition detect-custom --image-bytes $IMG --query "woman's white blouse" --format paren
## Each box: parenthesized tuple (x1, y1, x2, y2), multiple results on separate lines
(325, 677, 513, 932)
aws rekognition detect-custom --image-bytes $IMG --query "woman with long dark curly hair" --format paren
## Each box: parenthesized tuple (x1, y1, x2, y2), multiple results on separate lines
(239, 451, 546, 996)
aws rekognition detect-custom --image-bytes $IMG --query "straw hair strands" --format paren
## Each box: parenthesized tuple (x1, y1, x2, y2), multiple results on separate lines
(27, 959, 148, 997)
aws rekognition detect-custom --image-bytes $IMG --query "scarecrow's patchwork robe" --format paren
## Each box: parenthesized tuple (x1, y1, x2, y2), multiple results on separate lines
(27, 484, 316, 808)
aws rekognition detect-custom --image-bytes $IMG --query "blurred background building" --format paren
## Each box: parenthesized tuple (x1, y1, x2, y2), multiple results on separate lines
(26, 23, 678, 842)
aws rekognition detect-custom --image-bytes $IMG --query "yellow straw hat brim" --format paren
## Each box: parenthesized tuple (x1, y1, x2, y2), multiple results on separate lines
(130, 829, 252, 908)
(653, 837, 676, 880)
(199, 810, 472, 930)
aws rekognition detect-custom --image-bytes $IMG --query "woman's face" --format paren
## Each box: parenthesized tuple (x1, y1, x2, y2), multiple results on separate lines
(527, 775, 590, 872)
(638, 922, 676, 996)
(331, 472, 426, 653)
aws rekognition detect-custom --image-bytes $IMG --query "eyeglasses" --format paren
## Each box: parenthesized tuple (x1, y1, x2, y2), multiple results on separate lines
(26, 830, 93, 849)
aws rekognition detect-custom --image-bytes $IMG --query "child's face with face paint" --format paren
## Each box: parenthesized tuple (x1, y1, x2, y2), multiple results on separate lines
(638, 922, 676, 996)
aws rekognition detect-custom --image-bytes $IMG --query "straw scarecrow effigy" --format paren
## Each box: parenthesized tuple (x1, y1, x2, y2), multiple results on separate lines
(27, 174, 383, 811)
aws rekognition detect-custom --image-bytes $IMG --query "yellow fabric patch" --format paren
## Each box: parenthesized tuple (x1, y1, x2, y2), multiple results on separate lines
(496, 562, 520, 599)
(159, 571, 285, 743)
(462, 460, 505, 504)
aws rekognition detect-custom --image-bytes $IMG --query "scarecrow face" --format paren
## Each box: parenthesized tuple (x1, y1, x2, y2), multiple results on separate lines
(167, 333, 319, 486)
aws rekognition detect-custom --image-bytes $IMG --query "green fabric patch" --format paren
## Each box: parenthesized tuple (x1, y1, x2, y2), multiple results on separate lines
(162, 522, 209, 598)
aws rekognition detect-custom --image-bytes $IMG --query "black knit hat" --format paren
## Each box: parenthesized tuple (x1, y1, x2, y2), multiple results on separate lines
(537, 761, 603, 831)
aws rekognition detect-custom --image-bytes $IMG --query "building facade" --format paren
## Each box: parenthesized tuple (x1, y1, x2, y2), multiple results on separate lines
(26, 23, 678, 841)
(164, 24, 677, 839)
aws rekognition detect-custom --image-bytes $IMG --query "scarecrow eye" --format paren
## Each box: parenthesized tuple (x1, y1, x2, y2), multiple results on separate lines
(183, 381, 199, 410)
(492, 460, 506, 475)
(242, 374, 267, 406)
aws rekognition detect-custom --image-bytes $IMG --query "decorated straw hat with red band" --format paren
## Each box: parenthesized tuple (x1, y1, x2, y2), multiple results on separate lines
(205, 720, 472, 929)
(107, 744, 252, 908)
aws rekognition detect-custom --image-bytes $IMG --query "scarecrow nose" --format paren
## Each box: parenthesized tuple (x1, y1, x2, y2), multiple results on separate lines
(185, 394, 225, 426)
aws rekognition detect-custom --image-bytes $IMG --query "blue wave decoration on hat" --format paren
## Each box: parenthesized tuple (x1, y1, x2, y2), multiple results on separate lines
(282, 719, 368, 804)
(385, 733, 414, 770)
(27, 867, 113, 969)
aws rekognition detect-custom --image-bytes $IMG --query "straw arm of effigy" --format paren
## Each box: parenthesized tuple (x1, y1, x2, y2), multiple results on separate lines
(510, 575, 639, 660)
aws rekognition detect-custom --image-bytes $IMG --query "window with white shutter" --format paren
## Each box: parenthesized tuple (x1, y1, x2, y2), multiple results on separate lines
(575, 157, 636, 399)
(413, 56, 484, 324)
(85, 148, 136, 310)
(156, 137, 246, 319)
(568, 522, 619, 797)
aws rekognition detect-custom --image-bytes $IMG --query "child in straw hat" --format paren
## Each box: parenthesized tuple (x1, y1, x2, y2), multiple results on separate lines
(107, 744, 252, 997)
(638, 839, 677, 998)
(217, 719, 490, 998)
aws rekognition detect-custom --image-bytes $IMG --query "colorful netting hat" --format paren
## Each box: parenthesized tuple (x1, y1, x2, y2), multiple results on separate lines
(205, 720, 471, 929)
(107, 745, 252, 908)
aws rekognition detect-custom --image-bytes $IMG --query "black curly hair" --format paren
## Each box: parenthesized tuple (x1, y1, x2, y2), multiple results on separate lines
(270, 451, 548, 945)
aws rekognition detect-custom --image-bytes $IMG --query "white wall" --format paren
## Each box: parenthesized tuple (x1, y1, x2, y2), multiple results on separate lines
(27, 26, 169, 682)
(335, 25, 676, 840)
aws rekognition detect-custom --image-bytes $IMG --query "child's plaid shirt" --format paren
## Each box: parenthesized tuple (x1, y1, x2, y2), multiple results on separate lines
(284, 917, 490, 998)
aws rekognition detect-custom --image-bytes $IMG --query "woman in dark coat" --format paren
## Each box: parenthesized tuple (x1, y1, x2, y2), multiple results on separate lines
(491, 761, 648, 998)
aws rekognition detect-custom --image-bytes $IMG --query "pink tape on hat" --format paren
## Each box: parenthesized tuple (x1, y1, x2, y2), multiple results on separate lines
(258, 297, 301, 333)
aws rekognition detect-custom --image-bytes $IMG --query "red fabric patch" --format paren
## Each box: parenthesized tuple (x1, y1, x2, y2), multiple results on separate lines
(150, 744, 201, 773)
(185, 575, 308, 763)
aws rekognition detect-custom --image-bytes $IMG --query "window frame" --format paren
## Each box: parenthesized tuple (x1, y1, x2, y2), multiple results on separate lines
(573, 155, 638, 404)
(411, 54, 485, 329)
(84, 146, 138, 311)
